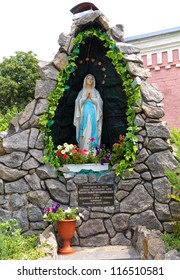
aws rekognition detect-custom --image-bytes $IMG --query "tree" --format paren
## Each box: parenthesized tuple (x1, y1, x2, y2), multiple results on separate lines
(0, 51, 40, 114)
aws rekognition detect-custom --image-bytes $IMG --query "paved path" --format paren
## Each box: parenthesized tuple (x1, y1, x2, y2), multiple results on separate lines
(56, 245, 141, 260)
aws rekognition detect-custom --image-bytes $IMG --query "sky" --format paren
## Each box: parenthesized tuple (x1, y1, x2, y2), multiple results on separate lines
(0, 0, 180, 62)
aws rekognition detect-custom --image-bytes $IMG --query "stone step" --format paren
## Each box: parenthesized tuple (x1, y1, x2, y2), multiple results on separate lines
(56, 245, 141, 260)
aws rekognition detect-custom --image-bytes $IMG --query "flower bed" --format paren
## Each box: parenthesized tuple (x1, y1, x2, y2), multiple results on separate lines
(55, 139, 112, 166)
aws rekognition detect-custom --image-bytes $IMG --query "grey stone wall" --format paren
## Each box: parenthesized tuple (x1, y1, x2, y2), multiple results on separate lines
(0, 9, 179, 246)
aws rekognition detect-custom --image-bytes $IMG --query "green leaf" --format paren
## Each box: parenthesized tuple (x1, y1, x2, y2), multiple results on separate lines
(64, 85, 70, 90)
(73, 48, 80, 54)
(47, 120, 54, 127)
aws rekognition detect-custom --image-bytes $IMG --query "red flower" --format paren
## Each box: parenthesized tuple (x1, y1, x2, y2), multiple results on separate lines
(62, 154, 69, 159)
(119, 134, 124, 141)
(113, 143, 120, 148)
(90, 138, 95, 142)
(56, 151, 61, 156)
(83, 149, 88, 156)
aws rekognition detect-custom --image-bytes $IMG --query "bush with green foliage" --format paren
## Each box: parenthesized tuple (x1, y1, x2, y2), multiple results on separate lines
(162, 219, 180, 252)
(0, 106, 19, 132)
(165, 127, 180, 202)
(0, 51, 40, 114)
(0, 219, 46, 260)
(163, 125, 180, 252)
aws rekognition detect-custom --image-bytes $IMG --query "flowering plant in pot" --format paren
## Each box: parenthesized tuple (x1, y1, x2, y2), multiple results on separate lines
(43, 204, 83, 254)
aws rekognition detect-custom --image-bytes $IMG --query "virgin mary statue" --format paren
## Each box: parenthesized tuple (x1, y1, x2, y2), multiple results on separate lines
(73, 74, 103, 151)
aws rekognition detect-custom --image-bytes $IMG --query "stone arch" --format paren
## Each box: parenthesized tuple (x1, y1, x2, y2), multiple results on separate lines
(51, 31, 127, 149)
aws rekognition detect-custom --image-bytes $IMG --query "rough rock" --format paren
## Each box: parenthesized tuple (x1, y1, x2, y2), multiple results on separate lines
(45, 179, 69, 204)
(53, 52, 68, 71)
(27, 190, 50, 209)
(1, 166, 27, 182)
(80, 233, 109, 247)
(146, 123, 171, 138)
(28, 205, 44, 221)
(127, 62, 152, 79)
(142, 102, 164, 118)
(141, 82, 164, 103)
(0, 152, 26, 168)
(35, 79, 57, 100)
(153, 177, 171, 203)
(39, 225, 58, 259)
(78, 219, 106, 238)
(146, 150, 178, 177)
(111, 233, 131, 246)
(36, 165, 57, 179)
(38, 61, 59, 81)
(120, 185, 153, 213)
(9, 193, 27, 210)
(129, 210, 163, 231)
(25, 173, 41, 190)
(147, 138, 170, 152)
(3, 130, 30, 152)
(19, 100, 36, 126)
(112, 213, 130, 231)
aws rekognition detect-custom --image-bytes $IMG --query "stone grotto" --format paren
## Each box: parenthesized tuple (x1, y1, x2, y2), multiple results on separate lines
(0, 2, 179, 247)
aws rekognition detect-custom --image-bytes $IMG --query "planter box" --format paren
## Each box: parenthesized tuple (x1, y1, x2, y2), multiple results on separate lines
(63, 163, 109, 172)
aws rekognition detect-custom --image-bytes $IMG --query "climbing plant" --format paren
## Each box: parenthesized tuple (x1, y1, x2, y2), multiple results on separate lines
(39, 29, 141, 175)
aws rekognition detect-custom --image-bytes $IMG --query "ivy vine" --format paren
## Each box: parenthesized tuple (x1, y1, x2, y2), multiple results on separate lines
(39, 29, 141, 176)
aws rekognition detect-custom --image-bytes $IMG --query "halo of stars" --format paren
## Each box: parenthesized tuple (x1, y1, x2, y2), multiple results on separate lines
(73, 57, 107, 84)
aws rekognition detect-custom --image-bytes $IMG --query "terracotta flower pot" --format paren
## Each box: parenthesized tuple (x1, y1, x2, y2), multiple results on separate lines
(57, 220, 76, 254)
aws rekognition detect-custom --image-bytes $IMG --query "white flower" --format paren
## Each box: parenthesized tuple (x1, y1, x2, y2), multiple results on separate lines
(63, 143, 68, 147)
(69, 144, 74, 149)
(57, 145, 62, 150)
(65, 146, 70, 152)
(79, 213, 84, 218)
(64, 207, 71, 213)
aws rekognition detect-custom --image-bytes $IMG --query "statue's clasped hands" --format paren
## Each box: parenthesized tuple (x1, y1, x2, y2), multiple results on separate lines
(86, 92, 92, 99)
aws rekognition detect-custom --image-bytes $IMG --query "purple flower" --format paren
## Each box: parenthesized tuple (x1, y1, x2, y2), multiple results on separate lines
(44, 207, 50, 213)
(105, 152, 112, 161)
(55, 203, 60, 210)
(95, 147, 100, 155)
(100, 158, 106, 165)
(52, 203, 60, 213)
(100, 143, 105, 149)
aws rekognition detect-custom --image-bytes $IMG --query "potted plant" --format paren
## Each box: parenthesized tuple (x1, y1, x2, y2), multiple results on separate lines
(43, 204, 83, 254)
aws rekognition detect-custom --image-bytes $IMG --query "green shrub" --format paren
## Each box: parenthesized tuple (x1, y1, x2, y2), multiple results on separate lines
(162, 231, 180, 252)
(163, 126, 180, 252)
(0, 219, 46, 260)
(162, 219, 180, 252)
(169, 127, 180, 161)
(0, 106, 19, 132)
(165, 127, 180, 202)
